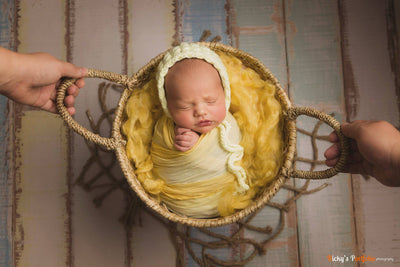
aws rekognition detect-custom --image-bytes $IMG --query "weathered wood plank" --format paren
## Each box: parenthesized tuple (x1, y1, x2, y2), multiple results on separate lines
(175, 1, 244, 265)
(231, 0, 299, 266)
(14, 0, 71, 265)
(286, 0, 356, 266)
(341, 0, 400, 265)
(126, 1, 176, 266)
(177, 0, 230, 44)
(69, 0, 127, 266)
(0, 1, 14, 266)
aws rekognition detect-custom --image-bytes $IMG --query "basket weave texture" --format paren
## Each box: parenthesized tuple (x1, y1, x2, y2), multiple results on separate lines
(56, 42, 348, 227)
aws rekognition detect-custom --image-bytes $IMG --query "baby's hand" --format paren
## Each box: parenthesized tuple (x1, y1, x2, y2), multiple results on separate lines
(174, 127, 199, 152)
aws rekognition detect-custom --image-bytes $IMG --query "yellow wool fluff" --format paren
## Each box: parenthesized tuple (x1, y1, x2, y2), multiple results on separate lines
(122, 52, 284, 217)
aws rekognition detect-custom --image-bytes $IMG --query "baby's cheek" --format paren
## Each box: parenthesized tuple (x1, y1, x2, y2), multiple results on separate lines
(172, 112, 193, 128)
(214, 104, 227, 123)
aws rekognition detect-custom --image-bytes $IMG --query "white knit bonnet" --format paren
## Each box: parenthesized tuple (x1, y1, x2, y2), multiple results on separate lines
(156, 42, 231, 117)
(156, 42, 249, 192)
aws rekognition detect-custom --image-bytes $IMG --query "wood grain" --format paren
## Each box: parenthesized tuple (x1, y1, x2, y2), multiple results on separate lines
(126, 1, 176, 266)
(342, 0, 400, 265)
(0, 1, 15, 266)
(231, 0, 299, 266)
(13, 0, 71, 265)
(68, 0, 127, 266)
(287, 0, 356, 266)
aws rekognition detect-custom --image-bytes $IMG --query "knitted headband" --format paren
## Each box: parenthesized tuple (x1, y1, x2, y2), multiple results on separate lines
(156, 42, 231, 117)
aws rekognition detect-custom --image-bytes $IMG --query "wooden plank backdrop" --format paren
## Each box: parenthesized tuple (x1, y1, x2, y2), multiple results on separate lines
(0, 0, 399, 266)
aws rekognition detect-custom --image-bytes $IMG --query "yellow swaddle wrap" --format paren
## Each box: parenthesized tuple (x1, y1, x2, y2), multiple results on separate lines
(122, 43, 284, 218)
(151, 112, 242, 218)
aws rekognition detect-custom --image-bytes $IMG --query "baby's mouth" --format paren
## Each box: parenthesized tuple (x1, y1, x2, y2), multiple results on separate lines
(197, 120, 212, 127)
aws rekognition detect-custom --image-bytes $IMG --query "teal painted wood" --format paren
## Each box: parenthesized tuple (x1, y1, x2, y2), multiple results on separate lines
(233, 0, 288, 86)
(233, 1, 299, 266)
(178, 1, 241, 265)
(0, 1, 13, 266)
(179, 0, 230, 44)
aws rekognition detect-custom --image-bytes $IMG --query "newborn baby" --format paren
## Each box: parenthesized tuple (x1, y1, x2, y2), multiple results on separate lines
(164, 58, 225, 151)
(151, 43, 248, 218)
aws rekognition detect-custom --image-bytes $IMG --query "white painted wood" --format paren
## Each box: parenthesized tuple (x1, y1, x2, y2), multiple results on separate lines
(126, 1, 176, 266)
(70, 0, 127, 266)
(342, 0, 400, 265)
(127, 0, 175, 74)
(14, 112, 70, 266)
(287, 0, 356, 265)
(230, 0, 299, 266)
(14, 0, 70, 265)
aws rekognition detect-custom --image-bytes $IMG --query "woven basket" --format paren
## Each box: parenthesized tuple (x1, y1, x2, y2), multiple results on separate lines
(57, 42, 349, 227)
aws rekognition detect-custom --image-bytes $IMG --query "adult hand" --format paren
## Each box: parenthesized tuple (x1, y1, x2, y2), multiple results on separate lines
(0, 47, 87, 115)
(325, 120, 400, 186)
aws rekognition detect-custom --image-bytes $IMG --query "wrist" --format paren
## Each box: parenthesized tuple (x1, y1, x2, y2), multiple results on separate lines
(0, 47, 19, 96)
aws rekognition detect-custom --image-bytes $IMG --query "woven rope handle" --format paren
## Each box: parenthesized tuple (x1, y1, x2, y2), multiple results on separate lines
(56, 68, 131, 150)
(287, 106, 349, 179)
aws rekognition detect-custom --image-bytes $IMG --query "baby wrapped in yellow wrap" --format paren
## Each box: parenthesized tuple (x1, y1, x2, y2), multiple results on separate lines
(123, 43, 284, 218)
(152, 43, 248, 218)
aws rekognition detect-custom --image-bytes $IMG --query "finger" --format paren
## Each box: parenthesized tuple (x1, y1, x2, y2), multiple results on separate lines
(67, 106, 76, 116)
(40, 100, 57, 114)
(60, 62, 87, 79)
(341, 120, 368, 139)
(175, 127, 191, 135)
(328, 131, 339, 142)
(64, 95, 75, 107)
(75, 78, 85, 89)
(67, 85, 78, 96)
(324, 143, 340, 160)
(325, 157, 338, 167)
(174, 142, 190, 152)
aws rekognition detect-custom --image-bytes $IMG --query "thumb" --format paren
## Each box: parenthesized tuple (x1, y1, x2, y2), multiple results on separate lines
(60, 62, 87, 78)
(341, 121, 364, 139)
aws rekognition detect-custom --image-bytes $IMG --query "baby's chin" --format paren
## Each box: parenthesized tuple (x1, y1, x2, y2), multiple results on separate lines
(193, 125, 216, 134)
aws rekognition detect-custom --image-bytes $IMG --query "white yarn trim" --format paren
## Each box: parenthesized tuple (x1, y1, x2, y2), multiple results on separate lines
(217, 120, 249, 192)
(156, 42, 231, 118)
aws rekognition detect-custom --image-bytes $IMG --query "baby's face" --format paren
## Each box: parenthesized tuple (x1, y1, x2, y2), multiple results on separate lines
(165, 59, 226, 134)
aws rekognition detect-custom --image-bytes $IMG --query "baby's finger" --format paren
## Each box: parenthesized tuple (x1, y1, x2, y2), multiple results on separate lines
(175, 134, 193, 142)
(174, 142, 190, 152)
(175, 127, 191, 135)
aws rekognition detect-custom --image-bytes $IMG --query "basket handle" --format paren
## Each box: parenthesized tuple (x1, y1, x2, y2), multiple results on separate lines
(56, 68, 131, 150)
(287, 106, 349, 179)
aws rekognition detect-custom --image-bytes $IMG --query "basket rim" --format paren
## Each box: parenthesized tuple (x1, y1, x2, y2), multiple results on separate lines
(111, 42, 297, 227)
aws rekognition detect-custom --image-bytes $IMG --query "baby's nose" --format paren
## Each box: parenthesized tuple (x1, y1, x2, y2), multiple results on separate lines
(194, 104, 206, 116)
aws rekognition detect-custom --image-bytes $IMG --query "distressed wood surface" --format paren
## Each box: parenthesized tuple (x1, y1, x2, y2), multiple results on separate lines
(341, 0, 400, 265)
(69, 0, 128, 266)
(231, 1, 299, 266)
(127, 1, 176, 266)
(13, 0, 71, 266)
(287, 1, 356, 266)
(0, 1, 14, 266)
(1, 0, 400, 266)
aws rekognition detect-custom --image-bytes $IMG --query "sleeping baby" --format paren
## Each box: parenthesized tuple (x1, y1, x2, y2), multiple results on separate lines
(151, 43, 248, 218)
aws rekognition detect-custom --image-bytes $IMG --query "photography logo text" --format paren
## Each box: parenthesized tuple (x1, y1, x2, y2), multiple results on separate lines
(327, 254, 394, 263)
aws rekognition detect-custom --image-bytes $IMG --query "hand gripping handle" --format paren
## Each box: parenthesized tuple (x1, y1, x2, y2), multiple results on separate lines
(56, 68, 131, 150)
(287, 106, 349, 179)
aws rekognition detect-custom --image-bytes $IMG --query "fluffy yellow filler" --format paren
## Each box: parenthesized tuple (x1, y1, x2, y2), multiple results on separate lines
(122, 52, 284, 217)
